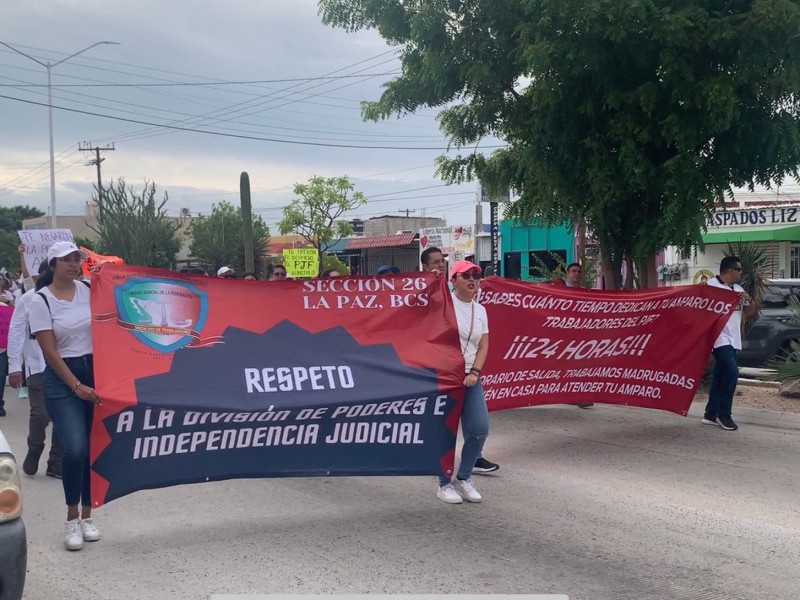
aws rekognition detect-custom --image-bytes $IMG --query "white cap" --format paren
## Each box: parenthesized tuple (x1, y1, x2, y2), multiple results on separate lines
(47, 241, 86, 262)
(216, 266, 234, 277)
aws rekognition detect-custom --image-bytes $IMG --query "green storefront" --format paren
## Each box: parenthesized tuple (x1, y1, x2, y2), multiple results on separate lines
(499, 221, 575, 280)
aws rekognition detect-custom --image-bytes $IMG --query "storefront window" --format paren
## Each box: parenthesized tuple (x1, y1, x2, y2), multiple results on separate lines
(791, 245, 800, 279)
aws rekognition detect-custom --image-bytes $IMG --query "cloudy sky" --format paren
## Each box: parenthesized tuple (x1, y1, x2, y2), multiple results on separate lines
(0, 0, 488, 233)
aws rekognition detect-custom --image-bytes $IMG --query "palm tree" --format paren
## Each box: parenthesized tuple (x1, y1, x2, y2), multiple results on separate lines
(725, 242, 768, 335)
(770, 295, 800, 381)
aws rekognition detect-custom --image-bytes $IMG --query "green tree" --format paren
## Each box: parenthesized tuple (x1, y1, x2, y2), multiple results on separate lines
(277, 175, 366, 273)
(770, 296, 800, 379)
(0, 205, 44, 271)
(89, 178, 181, 269)
(189, 200, 270, 277)
(320, 0, 800, 289)
(73, 236, 96, 252)
(321, 253, 350, 275)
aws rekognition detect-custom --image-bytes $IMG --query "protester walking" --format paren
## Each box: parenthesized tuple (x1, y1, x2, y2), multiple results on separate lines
(421, 246, 500, 475)
(29, 242, 103, 551)
(7, 261, 62, 477)
(703, 256, 756, 431)
(437, 260, 491, 504)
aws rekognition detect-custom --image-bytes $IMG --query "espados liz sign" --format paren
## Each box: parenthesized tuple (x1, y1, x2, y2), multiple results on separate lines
(708, 206, 800, 228)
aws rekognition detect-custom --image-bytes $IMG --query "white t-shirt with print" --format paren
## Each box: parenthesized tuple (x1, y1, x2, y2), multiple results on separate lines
(451, 292, 489, 372)
(708, 276, 744, 350)
(29, 281, 93, 358)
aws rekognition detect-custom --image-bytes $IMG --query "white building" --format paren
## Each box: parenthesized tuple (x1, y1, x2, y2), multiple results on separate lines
(663, 203, 800, 285)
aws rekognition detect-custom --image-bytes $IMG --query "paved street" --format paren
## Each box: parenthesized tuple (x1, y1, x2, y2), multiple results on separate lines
(2, 387, 799, 600)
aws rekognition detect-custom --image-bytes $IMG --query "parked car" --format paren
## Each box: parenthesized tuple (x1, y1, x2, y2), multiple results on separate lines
(0, 427, 26, 600)
(739, 279, 800, 367)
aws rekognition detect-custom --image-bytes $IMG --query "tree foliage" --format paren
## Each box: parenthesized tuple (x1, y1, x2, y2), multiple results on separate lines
(769, 295, 800, 381)
(0, 205, 44, 271)
(321, 253, 351, 275)
(320, 0, 800, 288)
(189, 200, 270, 277)
(89, 178, 181, 269)
(277, 175, 366, 271)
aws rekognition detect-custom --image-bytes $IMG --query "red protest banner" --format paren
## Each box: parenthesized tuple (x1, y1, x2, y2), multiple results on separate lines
(88, 266, 465, 507)
(80, 247, 123, 276)
(479, 278, 739, 416)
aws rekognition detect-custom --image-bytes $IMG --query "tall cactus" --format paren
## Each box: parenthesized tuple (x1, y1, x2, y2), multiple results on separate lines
(240, 171, 254, 274)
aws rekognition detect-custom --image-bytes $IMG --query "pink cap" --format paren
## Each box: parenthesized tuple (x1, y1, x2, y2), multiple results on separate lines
(449, 259, 480, 277)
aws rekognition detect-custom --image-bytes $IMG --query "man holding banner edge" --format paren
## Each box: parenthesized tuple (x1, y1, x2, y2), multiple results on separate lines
(702, 256, 756, 431)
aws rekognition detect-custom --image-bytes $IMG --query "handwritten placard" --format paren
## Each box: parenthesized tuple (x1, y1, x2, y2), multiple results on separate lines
(282, 249, 319, 278)
(18, 229, 75, 273)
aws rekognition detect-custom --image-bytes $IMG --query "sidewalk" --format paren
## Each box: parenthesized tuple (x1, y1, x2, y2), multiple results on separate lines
(688, 400, 800, 430)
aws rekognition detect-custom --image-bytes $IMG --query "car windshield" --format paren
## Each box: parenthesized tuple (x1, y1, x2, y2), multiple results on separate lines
(762, 282, 800, 308)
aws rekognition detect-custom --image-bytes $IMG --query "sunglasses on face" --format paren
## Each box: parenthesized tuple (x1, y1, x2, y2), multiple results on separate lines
(457, 272, 481, 281)
(731, 267, 743, 272)
(273, 272, 287, 278)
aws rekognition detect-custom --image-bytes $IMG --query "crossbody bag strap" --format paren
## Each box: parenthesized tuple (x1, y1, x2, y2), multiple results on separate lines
(461, 301, 475, 357)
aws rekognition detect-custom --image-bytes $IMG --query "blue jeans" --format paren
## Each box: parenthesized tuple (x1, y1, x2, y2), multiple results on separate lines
(705, 345, 739, 419)
(44, 356, 94, 507)
(439, 381, 489, 485)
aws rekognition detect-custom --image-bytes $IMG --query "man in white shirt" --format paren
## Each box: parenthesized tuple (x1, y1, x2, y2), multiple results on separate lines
(703, 256, 756, 431)
(7, 265, 62, 476)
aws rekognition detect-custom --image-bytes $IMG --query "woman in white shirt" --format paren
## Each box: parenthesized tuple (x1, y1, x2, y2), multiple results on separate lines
(29, 242, 102, 551)
(437, 260, 491, 504)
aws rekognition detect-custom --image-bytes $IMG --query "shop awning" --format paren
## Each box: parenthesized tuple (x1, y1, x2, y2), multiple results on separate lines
(702, 224, 800, 244)
(346, 232, 416, 250)
(321, 238, 354, 254)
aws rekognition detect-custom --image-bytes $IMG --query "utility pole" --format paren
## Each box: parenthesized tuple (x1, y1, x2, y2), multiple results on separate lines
(79, 142, 115, 203)
(474, 194, 483, 265)
(0, 41, 119, 227)
(399, 208, 416, 218)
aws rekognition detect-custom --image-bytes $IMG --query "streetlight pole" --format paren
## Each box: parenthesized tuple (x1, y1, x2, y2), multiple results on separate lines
(0, 41, 118, 227)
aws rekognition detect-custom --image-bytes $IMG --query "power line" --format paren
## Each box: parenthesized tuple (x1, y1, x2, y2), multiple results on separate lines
(0, 144, 80, 193)
(0, 75, 444, 143)
(87, 50, 402, 144)
(105, 56, 402, 145)
(0, 43, 442, 119)
(250, 191, 473, 214)
(0, 72, 402, 87)
(168, 164, 438, 200)
(0, 93, 505, 150)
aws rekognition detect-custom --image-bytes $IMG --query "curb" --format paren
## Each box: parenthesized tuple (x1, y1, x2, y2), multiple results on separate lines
(688, 402, 800, 431)
(737, 377, 781, 389)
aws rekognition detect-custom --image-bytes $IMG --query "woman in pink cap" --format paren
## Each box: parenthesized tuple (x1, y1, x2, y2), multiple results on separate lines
(437, 259, 491, 504)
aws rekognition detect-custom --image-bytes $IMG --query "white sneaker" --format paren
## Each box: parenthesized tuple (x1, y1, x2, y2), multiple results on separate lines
(436, 482, 463, 504)
(452, 477, 483, 503)
(65, 519, 83, 551)
(81, 518, 101, 542)
(17, 387, 28, 400)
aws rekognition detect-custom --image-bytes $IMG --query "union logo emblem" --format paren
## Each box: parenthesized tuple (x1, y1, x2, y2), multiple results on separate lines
(113, 278, 210, 352)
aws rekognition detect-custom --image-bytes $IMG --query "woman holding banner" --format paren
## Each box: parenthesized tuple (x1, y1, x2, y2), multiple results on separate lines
(437, 259, 491, 504)
(29, 241, 103, 551)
